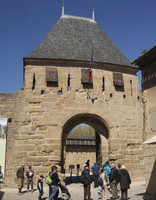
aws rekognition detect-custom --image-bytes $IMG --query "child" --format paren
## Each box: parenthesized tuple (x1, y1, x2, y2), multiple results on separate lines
(37, 175, 44, 200)
(0, 166, 7, 190)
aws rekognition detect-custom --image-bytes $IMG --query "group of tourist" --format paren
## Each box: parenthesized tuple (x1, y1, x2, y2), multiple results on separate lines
(16, 164, 60, 200)
(81, 160, 131, 200)
(0, 161, 131, 200)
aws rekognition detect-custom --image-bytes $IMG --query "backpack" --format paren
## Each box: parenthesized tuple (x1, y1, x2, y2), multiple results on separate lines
(45, 173, 52, 185)
(98, 177, 103, 186)
(80, 173, 85, 184)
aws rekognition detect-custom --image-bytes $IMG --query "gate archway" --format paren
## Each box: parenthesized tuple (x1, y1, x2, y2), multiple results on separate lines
(61, 113, 109, 173)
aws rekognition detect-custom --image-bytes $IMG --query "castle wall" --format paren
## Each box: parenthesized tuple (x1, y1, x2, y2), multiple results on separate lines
(142, 60, 156, 197)
(0, 64, 144, 187)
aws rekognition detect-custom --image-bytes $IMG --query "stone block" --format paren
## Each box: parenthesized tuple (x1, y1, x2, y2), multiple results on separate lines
(28, 156, 49, 163)
(42, 145, 55, 153)
(15, 145, 35, 151)
(29, 152, 38, 156)
(47, 139, 61, 144)
(47, 126, 62, 139)
(38, 126, 47, 131)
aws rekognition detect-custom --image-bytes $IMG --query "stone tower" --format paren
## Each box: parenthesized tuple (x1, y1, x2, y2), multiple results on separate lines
(0, 11, 144, 186)
(133, 46, 156, 197)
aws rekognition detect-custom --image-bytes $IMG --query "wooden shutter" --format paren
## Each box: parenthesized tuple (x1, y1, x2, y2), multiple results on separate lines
(46, 68, 58, 82)
(81, 69, 93, 84)
(113, 72, 124, 86)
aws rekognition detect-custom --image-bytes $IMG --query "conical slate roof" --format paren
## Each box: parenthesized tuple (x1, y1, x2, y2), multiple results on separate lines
(26, 14, 134, 68)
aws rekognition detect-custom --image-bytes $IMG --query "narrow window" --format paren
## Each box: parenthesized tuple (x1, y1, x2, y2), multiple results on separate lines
(102, 76, 105, 92)
(130, 80, 133, 96)
(110, 93, 113, 98)
(32, 73, 36, 90)
(67, 74, 70, 91)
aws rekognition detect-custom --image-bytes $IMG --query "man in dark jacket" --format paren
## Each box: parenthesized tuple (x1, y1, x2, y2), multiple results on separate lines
(49, 166, 60, 200)
(118, 165, 131, 200)
(81, 164, 92, 200)
(109, 163, 118, 199)
(16, 164, 25, 195)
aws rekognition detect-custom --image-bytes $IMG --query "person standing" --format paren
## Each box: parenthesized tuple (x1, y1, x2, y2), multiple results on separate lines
(117, 164, 121, 194)
(37, 175, 44, 200)
(49, 166, 60, 200)
(98, 169, 108, 200)
(0, 166, 7, 190)
(104, 161, 111, 180)
(109, 163, 118, 199)
(26, 166, 34, 192)
(85, 160, 90, 168)
(81, 164, 92, 200)
(16, 163, 25, 195)
(118, 165, 131, 200)
(91, 162, 101, 188)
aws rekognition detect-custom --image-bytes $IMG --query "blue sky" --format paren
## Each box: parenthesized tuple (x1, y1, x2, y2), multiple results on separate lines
(0, 0, 156, 93)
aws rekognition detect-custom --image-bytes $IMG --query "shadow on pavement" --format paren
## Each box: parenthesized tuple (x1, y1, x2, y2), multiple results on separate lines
(22, 188, 37, 194)
(136, 192, 156, 200)
(0, 191, 4, 200)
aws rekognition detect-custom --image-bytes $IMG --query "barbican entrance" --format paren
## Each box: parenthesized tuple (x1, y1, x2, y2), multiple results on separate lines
(61, 113, 109, 173)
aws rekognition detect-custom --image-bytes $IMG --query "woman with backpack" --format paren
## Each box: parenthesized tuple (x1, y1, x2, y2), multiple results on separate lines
(98, 169, 108, 200)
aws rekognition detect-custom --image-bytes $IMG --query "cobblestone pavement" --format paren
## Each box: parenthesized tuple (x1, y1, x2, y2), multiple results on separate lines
(0, 181, 155, 200)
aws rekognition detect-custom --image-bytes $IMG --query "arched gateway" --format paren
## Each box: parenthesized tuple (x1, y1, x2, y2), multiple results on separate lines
(61, 113, 109, 172)
(0, 7, 144, 186)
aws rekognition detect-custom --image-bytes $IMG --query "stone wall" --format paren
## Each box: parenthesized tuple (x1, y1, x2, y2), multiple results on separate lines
(144, 144, 156, 197)
(142, 60, 156, 197)
(143, 86, 156, 140)
(0, 63, 144, 187)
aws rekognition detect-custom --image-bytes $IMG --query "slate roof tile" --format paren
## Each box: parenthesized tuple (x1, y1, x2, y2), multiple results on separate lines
(26, 15, 135, 68)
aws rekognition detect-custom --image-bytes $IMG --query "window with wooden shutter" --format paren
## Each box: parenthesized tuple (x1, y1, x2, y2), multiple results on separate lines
(81, 69, 93, 84)
(46, 67, 58, 87)
(46, 67, 58, 82)
(113, 72, 124, 86)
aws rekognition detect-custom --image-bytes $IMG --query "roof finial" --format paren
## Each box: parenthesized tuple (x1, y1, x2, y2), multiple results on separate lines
(92, 8, 95, 21)
(62, 0, 64, 16)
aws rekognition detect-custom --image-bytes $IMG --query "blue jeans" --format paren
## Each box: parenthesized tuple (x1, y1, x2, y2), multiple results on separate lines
(49, 185, 59, 200)
(38, 189, 44, 200)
